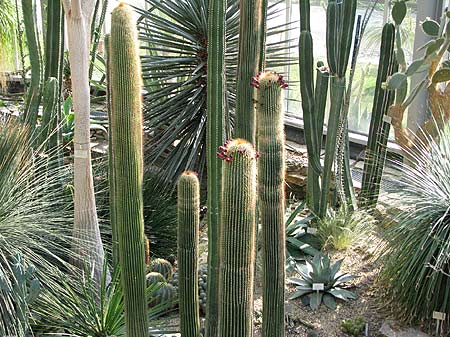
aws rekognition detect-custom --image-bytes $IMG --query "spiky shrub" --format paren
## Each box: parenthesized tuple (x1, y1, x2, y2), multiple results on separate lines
(253, 71, 287, 337)
(34, 263, 175, 337)
(109, 4, 148, 335)
(149, 258, 173, 281)
(217, 139, 258, 337)
(177, 171, 200, 337)
(0, 118, 75, 336)
(379, 123, 450, 323)
(288, 253, 357, 310)
(317, 207, 375, 251)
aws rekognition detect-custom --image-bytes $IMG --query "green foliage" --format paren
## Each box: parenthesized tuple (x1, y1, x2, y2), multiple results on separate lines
(143, 171, 178, 258)
(149, 258, 173, 281)
(33, 264, 174, 337)
(0, 118, 75, 336)
(136, 0, 294, 185)
(341, 317, 365, 336)
(288, 253, 357, 310)
(0, 0, 16, 74)
(379, 122, 450, 322)
(316, 208, 375, 251)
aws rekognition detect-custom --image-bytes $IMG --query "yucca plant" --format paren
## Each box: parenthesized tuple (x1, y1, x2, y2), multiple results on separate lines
(33, 262, 175, 337)
(136, 0, 295, 184)
(379, 121, 450, 324)
(288, 253, 357, 310)
(0, 117, 75, 336)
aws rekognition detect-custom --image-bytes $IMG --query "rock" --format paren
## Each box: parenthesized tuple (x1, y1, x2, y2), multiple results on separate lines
(380, 321, 430, 337)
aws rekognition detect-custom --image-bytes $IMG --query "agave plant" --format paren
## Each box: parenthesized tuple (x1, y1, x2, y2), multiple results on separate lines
(288, 253, 357, 310)
(0, 117, 75, 335)
(379, 120, 450, 323)
(33, 263, 175, 337)
(136, 0, 295, 184)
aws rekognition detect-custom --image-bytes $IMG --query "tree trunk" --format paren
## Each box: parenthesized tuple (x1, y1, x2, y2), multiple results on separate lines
(63, 0, 105, 283)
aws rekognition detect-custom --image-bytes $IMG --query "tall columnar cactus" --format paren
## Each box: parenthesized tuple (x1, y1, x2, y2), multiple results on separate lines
(109, 4, 148, 336)
(360, 23, 397, 207)
(217, 139, 258, 337)
(177, 171, 201, 337)
(206, 0, 226, 334)
(21, 0, 43, 129)
(234, 0, 264, 145)
(319, 0, 357, 218)
(299, 0, 329, 213)
(39, 77, 59, 149)
(253, 72, 287, 337)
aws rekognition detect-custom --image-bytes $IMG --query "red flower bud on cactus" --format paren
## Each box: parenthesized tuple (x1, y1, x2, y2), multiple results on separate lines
(225, 156, 233, 162)
(255, 151, 260, 159)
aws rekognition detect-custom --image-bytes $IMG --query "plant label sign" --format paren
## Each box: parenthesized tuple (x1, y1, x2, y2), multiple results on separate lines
(74, 149, 88, 159)
(383, 115, 392, 124)
(312, 283, 324, 291)
(433, 311, 446, 321)
(307, 227, 318, 235)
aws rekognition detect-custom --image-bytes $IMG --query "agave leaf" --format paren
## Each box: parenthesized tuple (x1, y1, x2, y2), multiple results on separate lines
(323, 293, 337, 310)
(334, 273, 356, 286)
(287, 277, 311, 287)
(295, 263, 312, 281)
(289, 289, 312, 300)
(328, 287, 357, 301)
(309, 292, 323, 310)
(330, 259, 343, 280)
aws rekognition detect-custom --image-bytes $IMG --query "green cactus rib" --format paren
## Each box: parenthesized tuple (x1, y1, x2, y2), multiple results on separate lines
(44, 0, 64, 82)
(319, 0, 357, 217)
(234, 0, 263, 145)
(21, 0, 43, 129)
(105, 34, 119, 268)
(39, 78, 59, 149)
(254, 72, 286, 337)
(205, 0, 226, 334)
(360, 23, 396, 206)
(218, 139, 257, 337)
(110, 4, 148, 336)
(177, 171, 201, 337)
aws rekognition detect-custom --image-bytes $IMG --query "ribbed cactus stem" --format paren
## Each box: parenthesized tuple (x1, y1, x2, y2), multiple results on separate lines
(39, 77, 59, 149)
(360, 23, 397, 207)
(253, 72, 287, 337)
(177, 171, 201, 337)
(218, 139, 258, 337)
(110, 4, 148, 336)
(234, 0, 263, 144)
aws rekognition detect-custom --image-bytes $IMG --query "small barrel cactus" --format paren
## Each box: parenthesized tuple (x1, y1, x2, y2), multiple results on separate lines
(253, 71, 287, 337)
(149, 258, 173, 280)
(178, 171, 201, 337)
(150, 282, 176, 307)
(146, 272, 166, 286)
(217, 139, 258, 337)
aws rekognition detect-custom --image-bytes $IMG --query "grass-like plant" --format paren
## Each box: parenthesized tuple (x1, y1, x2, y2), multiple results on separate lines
(379, 121, 450, 323)
(33, 263, 175, 336)
(0, 118, 75, 335)
(316, 207, 375, 251)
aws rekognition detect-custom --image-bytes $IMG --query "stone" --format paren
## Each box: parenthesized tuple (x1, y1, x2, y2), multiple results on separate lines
(380, 321, 430, 337)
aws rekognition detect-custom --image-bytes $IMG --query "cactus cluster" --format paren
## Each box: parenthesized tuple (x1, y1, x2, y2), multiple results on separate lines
(149, 258, 174, 280)
(253, 71, 287, 337)
(146, 259, 177, 308)
(109, 4, 148, 336)
(170, 265, 208, 314)
(217, 139, 257, 337)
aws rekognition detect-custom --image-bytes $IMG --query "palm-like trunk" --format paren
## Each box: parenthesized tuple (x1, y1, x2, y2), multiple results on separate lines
(62, 0, 105, 283)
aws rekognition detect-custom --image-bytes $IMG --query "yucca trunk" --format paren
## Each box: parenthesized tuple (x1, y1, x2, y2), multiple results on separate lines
(177, 171, 201, 337)
(218, 139, 257, 337)
(110, 4, 148, 335)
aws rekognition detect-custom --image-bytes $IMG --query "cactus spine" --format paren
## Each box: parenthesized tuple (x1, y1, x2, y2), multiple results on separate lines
(217, 139, 257, 337)
(360, 23, 397, 207)
(253, 72, 287, 337)
(177, 171, 201, 337)
(206, 0, 226, 333)
(110, 4, 148, 336)
(234, 0, 264, 144)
